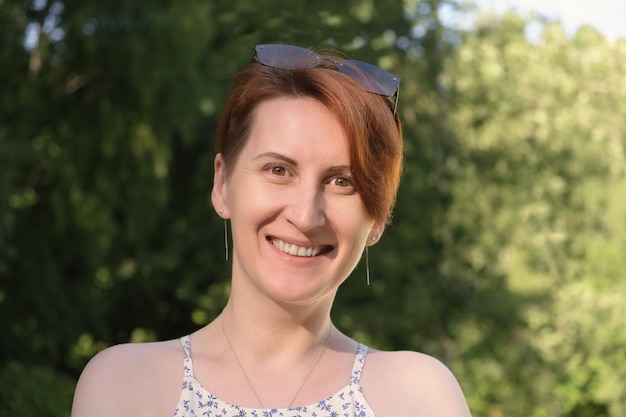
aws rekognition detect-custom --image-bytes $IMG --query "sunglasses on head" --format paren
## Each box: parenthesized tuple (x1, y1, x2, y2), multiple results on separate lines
(253, 44, 400, 114)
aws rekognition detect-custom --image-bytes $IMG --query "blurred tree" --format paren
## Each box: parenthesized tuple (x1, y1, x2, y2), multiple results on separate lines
(0, 361, 75, 417)
(442, 11, 626, 417)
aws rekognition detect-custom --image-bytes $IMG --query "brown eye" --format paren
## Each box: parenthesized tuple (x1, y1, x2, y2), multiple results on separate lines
(334, 177, 351, 187)
(271, 166, 287, 176)
(331, 176, 355, 189)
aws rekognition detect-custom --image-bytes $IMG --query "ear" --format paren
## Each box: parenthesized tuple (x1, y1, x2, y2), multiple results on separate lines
(211, 153, 230, 219)
(366, 223, 385, 247)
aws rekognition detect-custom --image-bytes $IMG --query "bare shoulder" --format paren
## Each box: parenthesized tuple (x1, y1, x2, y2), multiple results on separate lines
(71, 339, 184, 417)
(361, 349, 472, 417)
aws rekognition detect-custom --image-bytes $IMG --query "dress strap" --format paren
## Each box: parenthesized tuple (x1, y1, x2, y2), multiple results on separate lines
(348, 343, 368, 385)
(179, 335, 194, 378)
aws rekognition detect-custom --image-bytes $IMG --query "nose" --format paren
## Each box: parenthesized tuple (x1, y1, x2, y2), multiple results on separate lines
(283, 183, 326, 232)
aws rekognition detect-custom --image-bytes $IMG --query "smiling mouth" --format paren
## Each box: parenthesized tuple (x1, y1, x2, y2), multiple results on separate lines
(269, 238, 332, 257)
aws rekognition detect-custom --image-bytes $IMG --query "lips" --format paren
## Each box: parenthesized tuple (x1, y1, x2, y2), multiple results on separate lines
(269, 238, 332, 257)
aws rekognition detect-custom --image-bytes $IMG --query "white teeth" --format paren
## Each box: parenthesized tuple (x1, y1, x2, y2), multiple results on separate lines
(271, 239, 324, 257)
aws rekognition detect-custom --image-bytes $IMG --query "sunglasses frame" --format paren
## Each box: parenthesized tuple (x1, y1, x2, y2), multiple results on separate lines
(253, 44, 400, 115)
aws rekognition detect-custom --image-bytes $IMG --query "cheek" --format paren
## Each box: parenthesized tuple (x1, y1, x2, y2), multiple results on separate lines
(229, 183, 281, 230)
(329, 202, 372, 239)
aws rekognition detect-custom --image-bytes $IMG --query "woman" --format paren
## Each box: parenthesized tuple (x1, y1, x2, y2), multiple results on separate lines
(72, 44, 472, 417)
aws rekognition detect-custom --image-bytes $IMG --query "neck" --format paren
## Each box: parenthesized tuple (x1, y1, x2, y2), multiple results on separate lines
(220, 297, 333, 358)
(219, 308, 334, 409)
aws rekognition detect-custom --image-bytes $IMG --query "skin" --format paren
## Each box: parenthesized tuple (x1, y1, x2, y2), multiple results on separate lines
(71, 97, 472, 417)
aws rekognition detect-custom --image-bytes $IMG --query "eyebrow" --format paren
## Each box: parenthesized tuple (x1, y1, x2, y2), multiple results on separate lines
(253, 152, 352, 173)
(253, 152, 298, 166)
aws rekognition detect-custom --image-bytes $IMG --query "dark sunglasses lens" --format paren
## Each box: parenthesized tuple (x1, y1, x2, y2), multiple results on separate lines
(255, 44, 321, 70)
(337, 60, 400, 96)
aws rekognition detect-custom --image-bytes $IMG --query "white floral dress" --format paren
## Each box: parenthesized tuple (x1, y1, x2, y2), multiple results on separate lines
(173, 335, 377, 417)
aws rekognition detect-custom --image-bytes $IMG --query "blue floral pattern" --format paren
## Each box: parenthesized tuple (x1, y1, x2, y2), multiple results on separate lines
(172, 336, 376, 417)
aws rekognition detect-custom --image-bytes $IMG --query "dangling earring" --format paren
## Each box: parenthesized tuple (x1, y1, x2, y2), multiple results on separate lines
(220, 210, 229, 261)
(365, 246, 370, 285)
(224, 219, 229, 261)
(366, 233, 379, 285)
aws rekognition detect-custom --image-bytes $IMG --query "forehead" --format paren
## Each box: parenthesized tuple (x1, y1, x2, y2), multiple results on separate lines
(242, 97, 351, 164)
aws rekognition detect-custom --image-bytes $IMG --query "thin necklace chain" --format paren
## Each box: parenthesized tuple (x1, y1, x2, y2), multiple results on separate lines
(220, 317, 332, 409)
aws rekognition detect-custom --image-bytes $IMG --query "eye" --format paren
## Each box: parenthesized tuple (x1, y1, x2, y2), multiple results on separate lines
(331, 176, 353, 188)
(268, 165, 288, 176)
(328, 176, 357, 195)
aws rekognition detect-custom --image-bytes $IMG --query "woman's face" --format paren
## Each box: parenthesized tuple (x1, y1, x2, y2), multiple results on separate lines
(212, 97, 382, 305)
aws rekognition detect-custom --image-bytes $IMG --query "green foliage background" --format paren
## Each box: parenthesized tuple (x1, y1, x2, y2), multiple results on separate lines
(1, 1, 625, 416)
